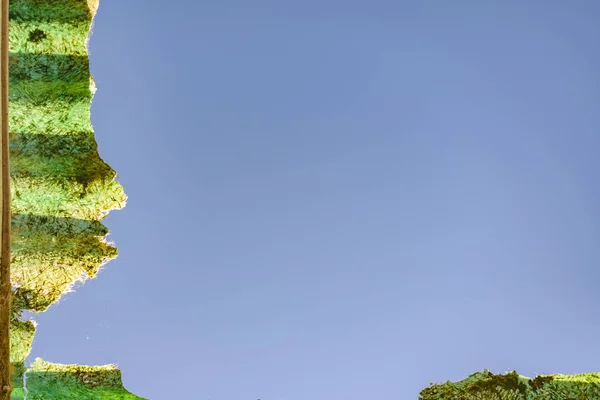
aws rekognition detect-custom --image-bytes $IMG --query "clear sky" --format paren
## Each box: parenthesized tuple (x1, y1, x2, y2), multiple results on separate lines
(26, 1, 600, 399)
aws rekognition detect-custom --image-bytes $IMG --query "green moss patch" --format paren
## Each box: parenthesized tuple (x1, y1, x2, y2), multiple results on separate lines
(419, 369, 600, 400)
(12, 359, 146, 400)
(6, 0, 137, 398)
(9, 320, 35, 365)
(9, 0, 92, 24)
(11, 214, 118, 311)
(10, 22, 91, 55)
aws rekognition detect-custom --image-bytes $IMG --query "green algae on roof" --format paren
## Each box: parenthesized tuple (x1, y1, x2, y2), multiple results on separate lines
(7, 0, 141, 398)
(419, 369, 600, 400)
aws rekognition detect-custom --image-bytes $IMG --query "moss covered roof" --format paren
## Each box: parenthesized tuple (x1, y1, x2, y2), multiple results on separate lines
(419, 369, 600, 400)
(7, 0, 141, 398)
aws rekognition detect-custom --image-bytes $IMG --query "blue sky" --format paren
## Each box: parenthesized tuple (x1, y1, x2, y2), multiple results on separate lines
(26, 1, 600, 399)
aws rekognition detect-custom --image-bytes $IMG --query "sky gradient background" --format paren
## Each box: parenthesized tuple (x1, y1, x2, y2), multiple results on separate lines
(25, 1, 600, 399)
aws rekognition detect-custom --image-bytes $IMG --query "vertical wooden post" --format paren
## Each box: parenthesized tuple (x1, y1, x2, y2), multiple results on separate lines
(0, 0, 10, 397)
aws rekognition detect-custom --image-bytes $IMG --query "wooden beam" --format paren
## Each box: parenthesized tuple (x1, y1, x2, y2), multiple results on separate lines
(0, 0, 10, 397)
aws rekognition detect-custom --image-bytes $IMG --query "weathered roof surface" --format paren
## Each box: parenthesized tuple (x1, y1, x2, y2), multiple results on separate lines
(420, 369, 600, 400)
(8, 0, 142, 398)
